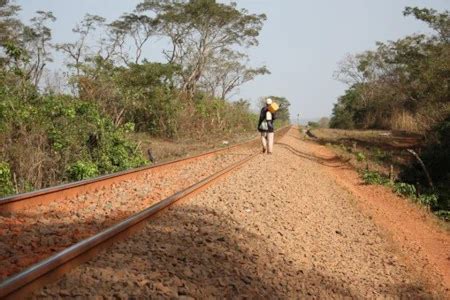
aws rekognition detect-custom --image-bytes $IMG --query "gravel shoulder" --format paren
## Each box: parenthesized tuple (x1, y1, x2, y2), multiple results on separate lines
(34, 127, 448, 298)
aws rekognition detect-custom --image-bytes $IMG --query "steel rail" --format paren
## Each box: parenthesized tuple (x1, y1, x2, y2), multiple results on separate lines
(0, 153, 257, 298)
(1, 126, 289, 212)
(0, 134, 259, 212)
(0, 126, 290, 298)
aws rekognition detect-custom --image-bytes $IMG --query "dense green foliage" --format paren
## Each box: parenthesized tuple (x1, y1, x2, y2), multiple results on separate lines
(0, 71, 147, 192)
(0, 162, 14, 195)
(329, 86, 360, 129)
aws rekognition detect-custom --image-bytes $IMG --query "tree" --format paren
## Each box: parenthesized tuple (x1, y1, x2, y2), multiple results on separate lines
(200, 49, 269, 99)
(137, 0, 266, 98)
(56, 14, 105, 77)
(22, 10, 56, 87)
(332, 7, 450, 132)
(404, 6, 450, 42)
(0, 0, 21, 47)
(109, 13, 155, 65)
(0, 0, 24, 70)
(318, 117, 330, 128)
(329, 85, 363, 129)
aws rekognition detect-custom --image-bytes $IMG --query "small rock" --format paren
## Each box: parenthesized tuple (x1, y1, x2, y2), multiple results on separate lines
(184, 269, 193, 277)
(59, 289, 70, 296)
(241, 276, 252, 285)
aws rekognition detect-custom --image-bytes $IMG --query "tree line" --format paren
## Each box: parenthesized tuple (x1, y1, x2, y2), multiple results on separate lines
(330, 7, 449, 215)
(0, 0, 291, 196)
(330, 7, 449, 132)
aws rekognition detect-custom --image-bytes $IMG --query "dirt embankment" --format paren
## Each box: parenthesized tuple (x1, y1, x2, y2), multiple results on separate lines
(299, 132, 450, 295)
(34, 127, 449, 298)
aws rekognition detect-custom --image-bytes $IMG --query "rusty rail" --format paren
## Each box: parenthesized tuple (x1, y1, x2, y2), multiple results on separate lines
(0, 127, 290, 298)
(0, 134, 259, 212)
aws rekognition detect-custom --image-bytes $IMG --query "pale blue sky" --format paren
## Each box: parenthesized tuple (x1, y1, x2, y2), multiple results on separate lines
(18, 0, 449, 120)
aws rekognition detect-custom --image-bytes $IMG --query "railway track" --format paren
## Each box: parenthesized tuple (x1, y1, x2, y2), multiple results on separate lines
(0, 127, 289, 298)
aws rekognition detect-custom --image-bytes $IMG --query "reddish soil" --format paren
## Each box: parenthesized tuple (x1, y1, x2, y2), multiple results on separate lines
(301, 134, 450, 295)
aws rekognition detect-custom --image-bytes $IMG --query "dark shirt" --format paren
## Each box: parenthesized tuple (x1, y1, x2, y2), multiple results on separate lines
(258, 106, 276, 132)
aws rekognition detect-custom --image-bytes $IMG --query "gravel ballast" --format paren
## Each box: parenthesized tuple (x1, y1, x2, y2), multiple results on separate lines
(33, 128, 446, 298)
(0, 147, 254, 280)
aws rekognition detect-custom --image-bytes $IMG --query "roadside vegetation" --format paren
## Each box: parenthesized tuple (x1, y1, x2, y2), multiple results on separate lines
(0, 0, 290, 197)
(327, 7, 449, 219)
(308, 128, 448, 221)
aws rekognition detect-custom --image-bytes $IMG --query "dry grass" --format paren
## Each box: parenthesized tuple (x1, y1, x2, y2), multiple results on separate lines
(130, 130, 258, 163)
(390, 111, 421, 133)
(309, 128, 422, 150)
(306, 128, 423, 180)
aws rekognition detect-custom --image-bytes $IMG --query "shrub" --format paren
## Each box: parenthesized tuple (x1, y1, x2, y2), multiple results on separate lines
(373, 148, 388, 162)
(0, 82, 148, 193)
(67, 161, 99, 181)
(393, 182, 417, 198)
(417, 193, 438, 208)
(400, 116, 450, 212)
(434, 210, 450, 222)
(0, 162, 14, 197)
(307, 121, 319, 128)
(362, 170, 389, 185)
(355, 152, 366, 162)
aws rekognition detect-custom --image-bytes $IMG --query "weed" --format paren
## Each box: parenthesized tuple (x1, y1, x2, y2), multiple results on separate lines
(373, 148, 388, 162)
(434, 210, 450, 222)
(0, 162, 14, 197)
(66, 161, 99, 181)
(417, 193, 438, 208)
(355, 152, 366, 162)
(362, 170, 389, 185)
(361, 169, 448, 219)
(393, 182, 417, 198)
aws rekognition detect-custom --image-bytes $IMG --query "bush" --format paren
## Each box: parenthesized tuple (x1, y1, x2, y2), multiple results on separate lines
(362, 170, 389, 185)
(177, 94, 258, 137)
(373, 148, 388, 162)
(434, 210, 450, 222)
(355, 152, 366, 162)
(400, 116, 450, 212)
(0, 162, 14, 197)
(67, 161, 99, 181)
(361, 170, 442, 212)
(307, 121, 319, 128)
(417, 193, 438, 209)
(0, 80, 148, 193)
(393, 182, 417, 198)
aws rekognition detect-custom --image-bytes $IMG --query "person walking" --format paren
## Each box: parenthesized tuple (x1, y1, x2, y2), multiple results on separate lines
(258, 98, 276, 154)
